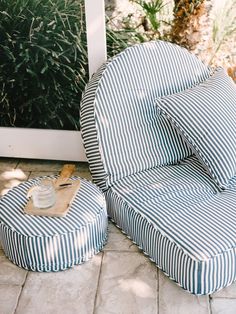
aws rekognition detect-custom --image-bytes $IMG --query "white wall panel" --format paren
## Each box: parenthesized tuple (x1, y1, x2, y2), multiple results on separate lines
(85, 0, 107, 77)
(0, 128, 87, 161)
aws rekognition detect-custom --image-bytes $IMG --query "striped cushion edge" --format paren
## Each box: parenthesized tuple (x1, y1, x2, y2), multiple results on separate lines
(81, 41, 211, 190)
(81, 62, 111, 191)
(0, 177, 108, 271)
(0, 212, 107, 271)
(106, 188, 236, 295)
(156, 68, 236, 189)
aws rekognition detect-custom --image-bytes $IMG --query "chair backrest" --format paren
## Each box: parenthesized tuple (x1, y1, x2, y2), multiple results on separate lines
(81, 40, 211, 191)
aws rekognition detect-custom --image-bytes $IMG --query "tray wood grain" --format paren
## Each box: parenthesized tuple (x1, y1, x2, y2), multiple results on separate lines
(24, 180, 80, 217)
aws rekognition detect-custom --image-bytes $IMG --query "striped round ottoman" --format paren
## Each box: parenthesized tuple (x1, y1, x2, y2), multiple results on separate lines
(0, 177, 107, 271)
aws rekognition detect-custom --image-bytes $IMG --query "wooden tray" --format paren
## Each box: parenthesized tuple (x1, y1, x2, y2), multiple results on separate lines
(24, 180, 81, 218)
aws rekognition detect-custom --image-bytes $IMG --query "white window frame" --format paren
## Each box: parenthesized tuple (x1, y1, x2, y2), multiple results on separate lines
(0, 0, 106, 162)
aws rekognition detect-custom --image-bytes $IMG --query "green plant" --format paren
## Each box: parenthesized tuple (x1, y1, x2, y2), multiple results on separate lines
(106, 26, 129, 58)
(134, 0, 166, 31)
(117, 0, 172, 43)
(210, 0, 236, 65)
(0, 0, 88, 130)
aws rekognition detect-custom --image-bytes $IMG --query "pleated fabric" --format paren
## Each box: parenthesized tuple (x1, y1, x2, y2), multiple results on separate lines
(106, 156, 236, 295)
(0, 177, 107, 271)
(81, 40, 211, 190)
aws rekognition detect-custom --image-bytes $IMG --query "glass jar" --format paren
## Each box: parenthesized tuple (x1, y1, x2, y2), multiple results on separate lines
(31, 180, 56, 209)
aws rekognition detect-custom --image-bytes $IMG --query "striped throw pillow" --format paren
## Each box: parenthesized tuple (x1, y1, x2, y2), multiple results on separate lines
(156, 68, 236, 190)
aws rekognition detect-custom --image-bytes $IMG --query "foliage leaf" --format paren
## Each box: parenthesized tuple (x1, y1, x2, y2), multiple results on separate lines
(0, 0, 88, 130)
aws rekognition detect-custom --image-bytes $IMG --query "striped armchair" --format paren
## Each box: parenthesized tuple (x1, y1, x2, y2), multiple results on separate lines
(81, 41, 236, 295)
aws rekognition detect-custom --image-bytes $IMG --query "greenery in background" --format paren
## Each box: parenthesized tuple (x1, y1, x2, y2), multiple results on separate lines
(0, 0, 88, 130)
(106, 27, 129, 58)
(210, 0, 236, 65)
(119, 0, 172, 43)
(108, 0, 236, 68)
(1, 0, 235, 130)
(109, 0, 206, 47)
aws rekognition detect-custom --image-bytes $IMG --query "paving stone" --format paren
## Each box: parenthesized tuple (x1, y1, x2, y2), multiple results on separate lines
(95, 251, 158, 314)
(211, 298, 236, 314)
(16, 254, 102, 314)
(0, 285, 22, 314)
(28, 170, 91, 181)
(0, 255, 27, 285)
(0, 169, 29, 196)
(104, 229, 140, 252)
(0, 158, 19, 171)
(1, 157, 231, 314)
(213, 282, 236, 298)
(76, 162, 90, 172)
(17, 159, 70, 172)
(108, 220, 122, 233)
(29, 162, 88, 174)
(159, 271, 210, 314)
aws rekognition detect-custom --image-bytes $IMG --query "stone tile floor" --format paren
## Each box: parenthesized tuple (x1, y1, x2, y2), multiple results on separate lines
(0, 157, 236, 314)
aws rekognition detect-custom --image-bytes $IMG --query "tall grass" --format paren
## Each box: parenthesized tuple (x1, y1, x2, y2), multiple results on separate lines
(210, 0, 236, 65)
(0, 0, 88, 130)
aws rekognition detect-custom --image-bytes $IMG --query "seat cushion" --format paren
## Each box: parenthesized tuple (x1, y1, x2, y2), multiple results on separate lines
(156, 68, 236, 190)
(81, 41, 211, 191)
(105, 156, 236, 294)
(0, 177, 107, 271)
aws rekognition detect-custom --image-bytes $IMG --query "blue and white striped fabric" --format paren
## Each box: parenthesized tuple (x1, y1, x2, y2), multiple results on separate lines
(106, 156, 236, 295)
(81, 62, 109, 191)
(0, 177, 107, 271)
(156, 68, 236, 190)
(80, 41, 236, 295)
(81, 40, 211, 190)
